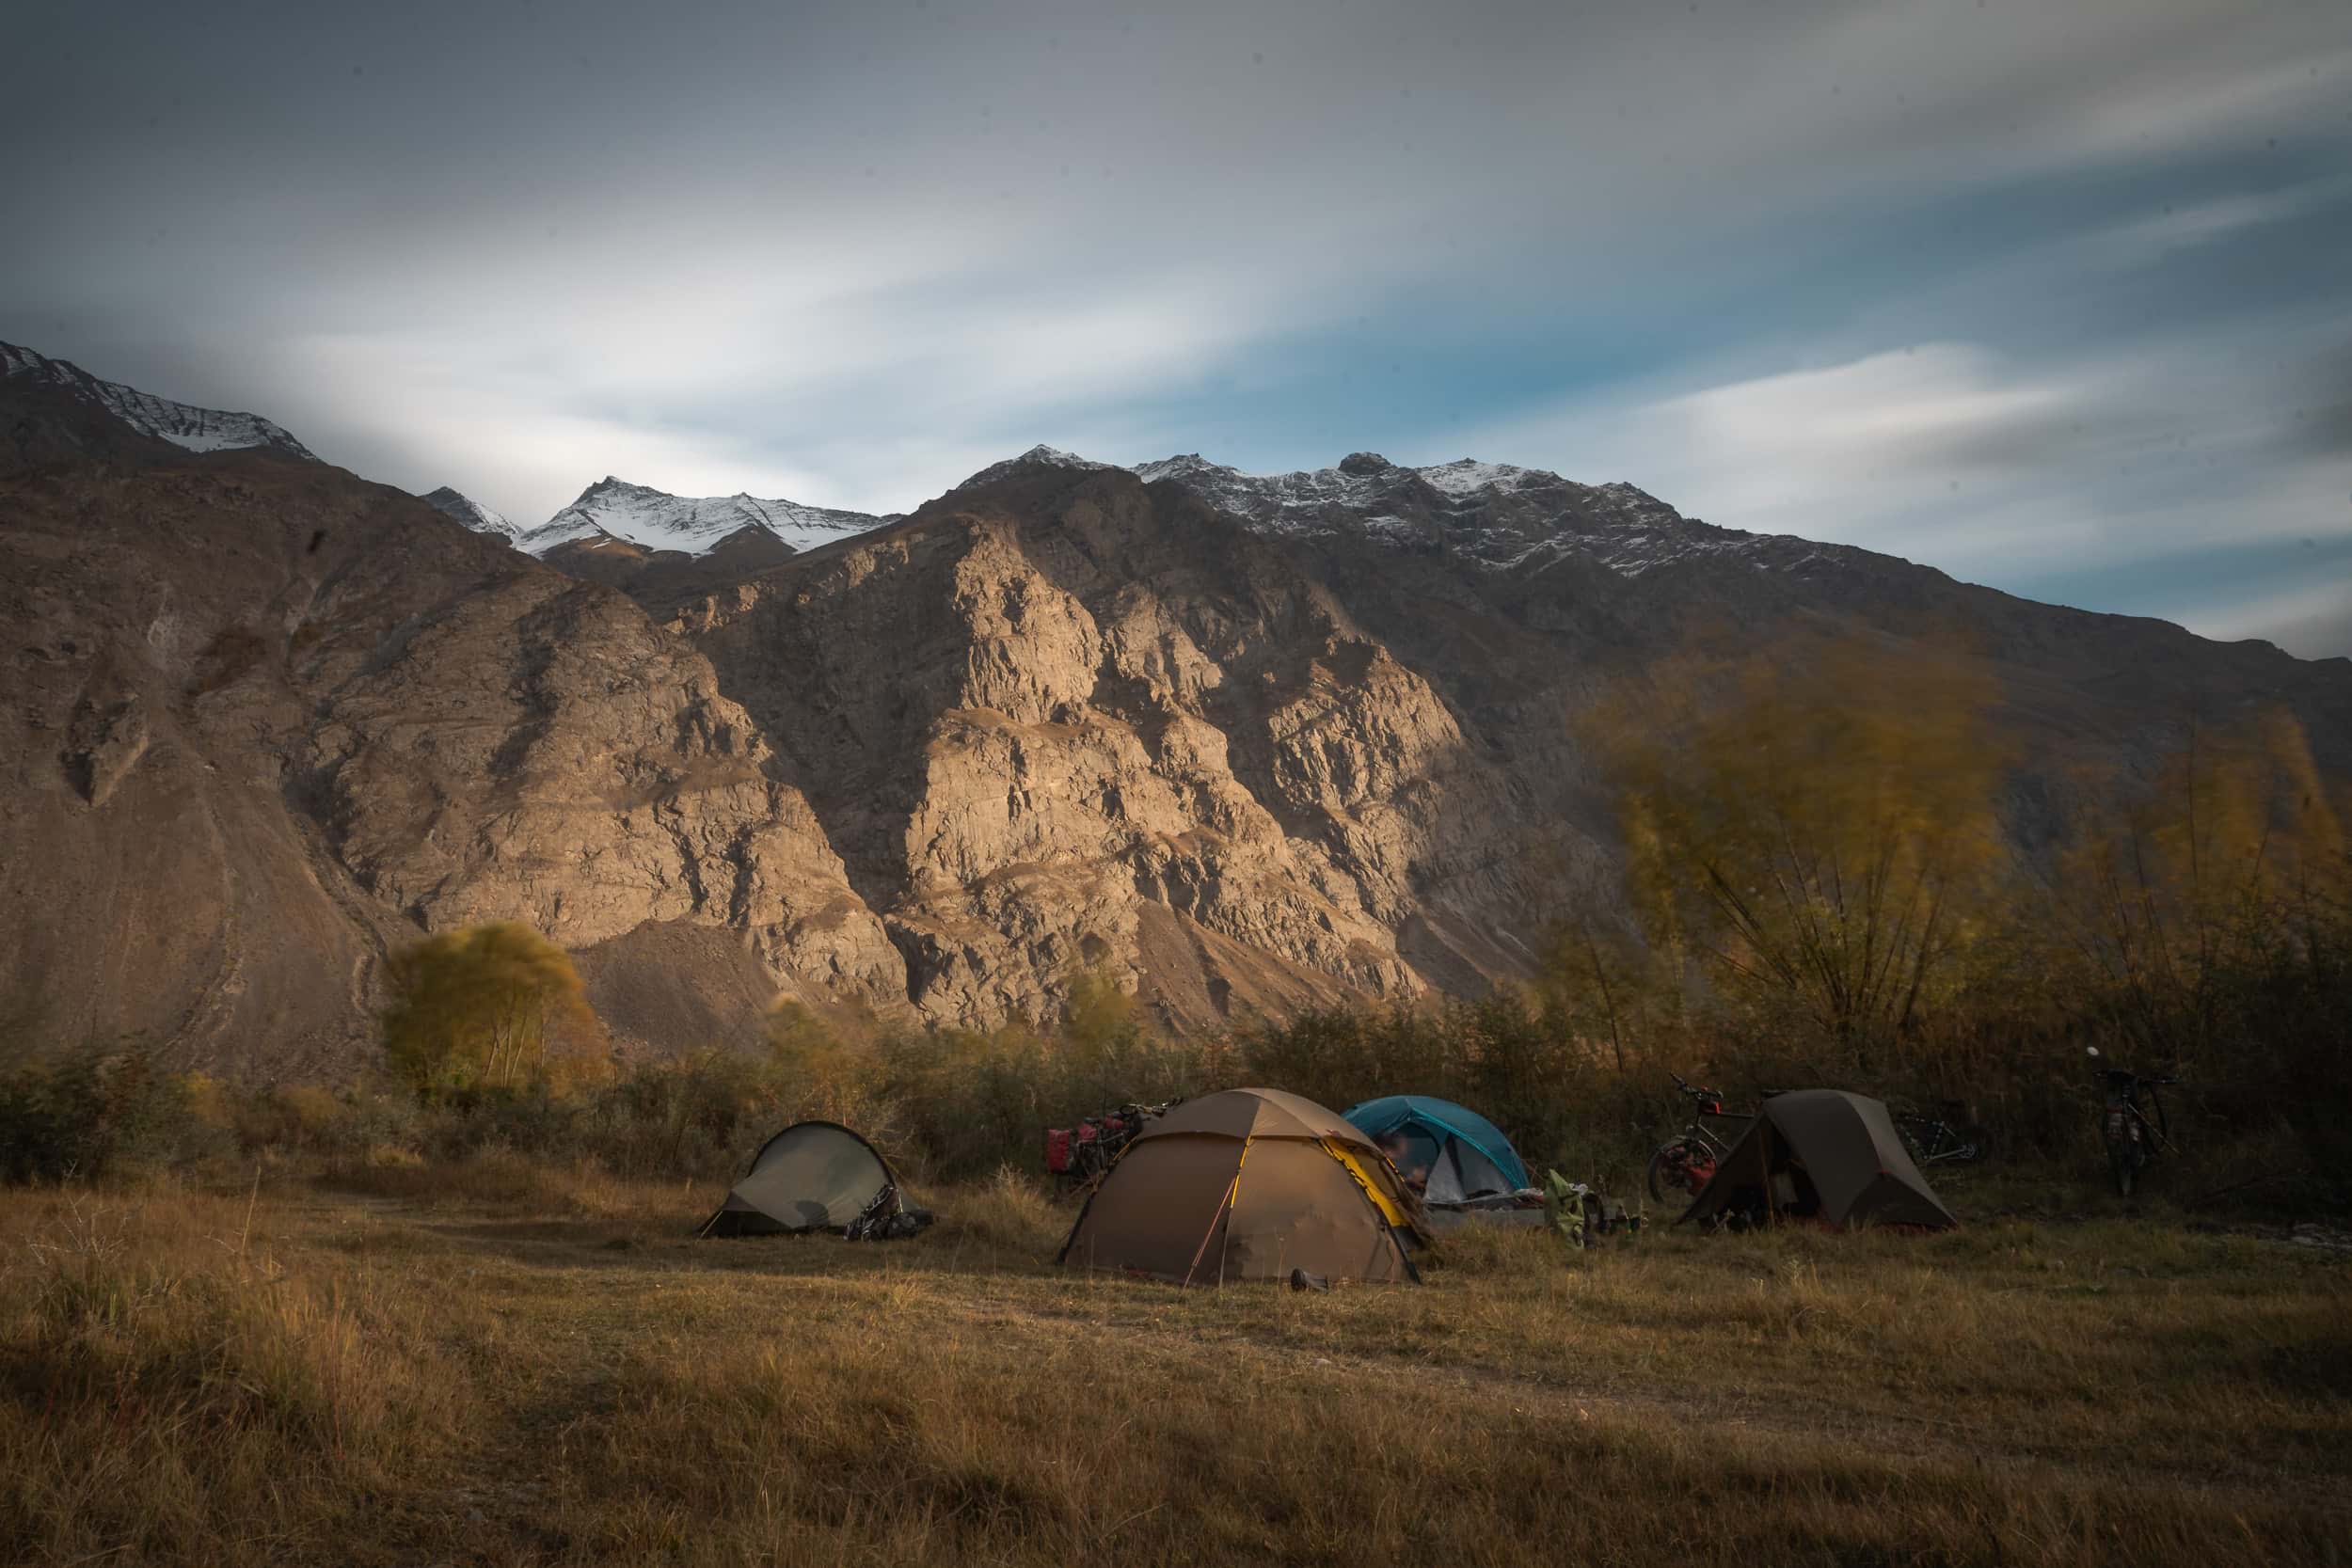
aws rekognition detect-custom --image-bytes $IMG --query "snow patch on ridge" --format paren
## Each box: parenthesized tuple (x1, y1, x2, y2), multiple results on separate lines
(1131, 451, 1849, 581)
(419, 485, 523, 544)
(515, 476, 897, 559)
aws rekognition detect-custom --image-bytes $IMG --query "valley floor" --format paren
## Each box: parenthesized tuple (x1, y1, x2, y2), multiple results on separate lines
(3, 1161, 2346, 1566)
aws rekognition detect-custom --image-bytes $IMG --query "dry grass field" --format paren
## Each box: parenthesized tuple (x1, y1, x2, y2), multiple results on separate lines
(3, 1157, 2346, 1567)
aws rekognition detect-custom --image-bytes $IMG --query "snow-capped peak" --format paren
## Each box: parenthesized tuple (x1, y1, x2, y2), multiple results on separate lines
(512, 478, 895, 559)
(1019, 444, 1106, 468)
(951, 444, 1120, 493)
(1, 341, 317, 461)
(418, 485, 522, 544)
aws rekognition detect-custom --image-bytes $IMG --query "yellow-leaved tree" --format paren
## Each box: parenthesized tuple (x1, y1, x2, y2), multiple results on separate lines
(2051, 705, 2349, 1061)
(380, 922, 610, 1100)
(1597, 632, 2012, 1062)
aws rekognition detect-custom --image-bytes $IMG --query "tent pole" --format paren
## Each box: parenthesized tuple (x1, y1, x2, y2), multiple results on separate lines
(1184, 1134, 1251, 1287)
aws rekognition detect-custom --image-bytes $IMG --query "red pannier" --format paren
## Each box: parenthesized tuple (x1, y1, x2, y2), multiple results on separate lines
(1044, 1127, 1074, 1174)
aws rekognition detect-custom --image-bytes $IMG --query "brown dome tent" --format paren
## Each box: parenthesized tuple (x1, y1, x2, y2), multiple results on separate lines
(1057, 1087, 1430, 1285)
(1679, 1089, 1957, 1230)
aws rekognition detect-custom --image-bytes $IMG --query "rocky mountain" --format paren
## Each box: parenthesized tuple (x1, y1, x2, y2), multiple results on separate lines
(418, 485, 522, 544)
(664, 454, 1565, 1028)
(1, 353, 902, 1073)
(3, 342, 2348, 1073)
(516, 477, 892, 559)
(1, 341, 315, 462)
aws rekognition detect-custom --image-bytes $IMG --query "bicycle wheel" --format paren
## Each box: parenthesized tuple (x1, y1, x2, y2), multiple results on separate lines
(1947, 1121, 1991, 1164)
(1645, 1147, 1686, 1207)
(2107, 1136, 2136, 1197)
(1645, 1139, 1712, 1207)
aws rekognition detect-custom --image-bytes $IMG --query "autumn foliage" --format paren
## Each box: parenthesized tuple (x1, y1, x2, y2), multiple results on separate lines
(1579, 630, 2352, 1168)
(1604, 636, 2010, 1053)
(379, 922, 611, 1101)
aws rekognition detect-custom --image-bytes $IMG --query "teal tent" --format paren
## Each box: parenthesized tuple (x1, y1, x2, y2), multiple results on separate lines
(1343, 1095, 1531, 1203)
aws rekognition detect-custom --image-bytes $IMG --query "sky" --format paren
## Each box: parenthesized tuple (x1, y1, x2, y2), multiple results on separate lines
(4, 0, 2349, 656)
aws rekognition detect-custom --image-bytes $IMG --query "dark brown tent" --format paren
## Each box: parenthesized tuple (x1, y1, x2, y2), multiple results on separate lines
(1057, 1087, 1431, 1285)
(1679, 1090, 1957, 1230)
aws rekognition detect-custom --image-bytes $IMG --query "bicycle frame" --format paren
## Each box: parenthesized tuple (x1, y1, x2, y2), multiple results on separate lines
(1893, 1108, 1980, 1166)
(1648, 1073, 1756, 1205)
(1678, 1109, 1752, 1160)
(2101, 1072, 2169, 1157)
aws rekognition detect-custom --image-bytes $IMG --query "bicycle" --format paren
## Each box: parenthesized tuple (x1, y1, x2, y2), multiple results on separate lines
(2087, 1047, 2177, 1197)
(1645, 1072, 1754, 1207)
(1891, 1101, 1990, 1167)
(1045, 1098, 1179, 1195)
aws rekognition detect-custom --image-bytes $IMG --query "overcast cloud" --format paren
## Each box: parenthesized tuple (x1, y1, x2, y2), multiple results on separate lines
(4, 0, 2348, 653)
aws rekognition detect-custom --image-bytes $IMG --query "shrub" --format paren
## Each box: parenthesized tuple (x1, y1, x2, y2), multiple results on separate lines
(232, 1083, 354, 1154)
(0, 1043, 203, 1184)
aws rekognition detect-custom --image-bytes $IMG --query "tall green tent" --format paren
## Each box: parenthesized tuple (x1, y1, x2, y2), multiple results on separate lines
(1679, 1090, 1956, 1230)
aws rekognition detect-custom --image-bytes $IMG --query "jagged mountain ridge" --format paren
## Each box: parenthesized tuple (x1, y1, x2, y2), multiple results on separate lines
(433, 439, 1843, 597)
(1, 341, 316, 461)
(514, 476, 896, 559)
(4, 341, 2348, 1073)
(1131, 448, 1862, 578)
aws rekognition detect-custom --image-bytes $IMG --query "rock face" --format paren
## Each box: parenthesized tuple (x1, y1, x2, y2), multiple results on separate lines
(668, 459, 1572, 1030)
(3, 344, 2349, 1072)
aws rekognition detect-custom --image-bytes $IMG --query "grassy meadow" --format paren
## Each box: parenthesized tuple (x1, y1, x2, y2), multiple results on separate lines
(3, 1156, 2346, 1567)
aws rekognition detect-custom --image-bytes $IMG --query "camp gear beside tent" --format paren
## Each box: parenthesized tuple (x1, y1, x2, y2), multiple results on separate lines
(1343, 1095, 1532, 1204)
(1057, 1087, 1430, 1286)
(1543, 1172, 1635, 1247)
(1678, 1090, 1957, 1231)
(1044, 1098, 1177, 1193)
(845, 1180, 935, 1241)
(701, 1121, 932, 1239)
(1421, 1192, 1550, 1232)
